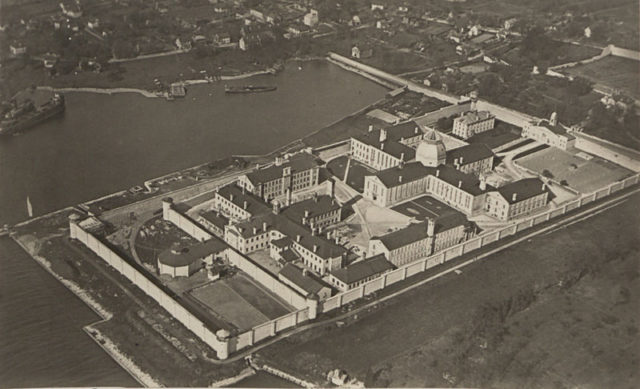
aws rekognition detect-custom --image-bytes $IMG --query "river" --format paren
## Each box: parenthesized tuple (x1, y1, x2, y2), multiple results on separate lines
(0, 60, 387, 387)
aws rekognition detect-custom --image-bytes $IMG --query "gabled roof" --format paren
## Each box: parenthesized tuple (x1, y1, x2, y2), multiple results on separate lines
(446, 143, 494, 165)
(199, 210, 229, 230)
(282, 195, 341, 224)
(374, 213, 469, 251)
(216, 184, 271, 216)
(383, 121, 424, 140)
(245, 153, 318, 186)
(280, 249, 299, 263)
(158, 238, 228, 267)
(370, 162, 432, 188)
(432, 165, 489, 195)
(496, 178, 548, 204)
(330, 254, 395, 284)
(271, 236, 292, 249)
(353, 129, 416, 160)
(279, 264, 328, 295)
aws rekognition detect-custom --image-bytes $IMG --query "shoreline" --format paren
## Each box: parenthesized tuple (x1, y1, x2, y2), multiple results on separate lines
(11, 234, 160, 387)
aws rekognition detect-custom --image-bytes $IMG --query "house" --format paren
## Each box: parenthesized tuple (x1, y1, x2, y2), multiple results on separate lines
(351, 15, 362, 26)
(351, 44, 373, 59)
(452, 110, 496, 139)
(237, 152, 320, 203)
(371, 3, 384, 11)
(445, 143, 494, 176)
(43, 53, 60, 69)
(328, 254, 395, 291)
(522, 113, 575, 150)
(9, 43, 27, 56)
(303, 9, 319, 27)
(485, 178, 549, 221)
(60, 0, 82, 18)
(287, 22, 310, 37)
(157, 238, 228, 278)
(369, 213, 472, 267)
(213, 31, 232, 45)
(278, 264, 332, 300)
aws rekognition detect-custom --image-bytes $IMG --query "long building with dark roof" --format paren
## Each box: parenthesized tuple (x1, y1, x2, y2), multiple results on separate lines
(363, 162, 492, 215)
(445, 143, 494, 176)
(237, 152, 320, 202)
(485, 178, 550, 221)
(368, 213, 472, 266)
(328, 254, 395, 291)
(350, 123, 421, 171)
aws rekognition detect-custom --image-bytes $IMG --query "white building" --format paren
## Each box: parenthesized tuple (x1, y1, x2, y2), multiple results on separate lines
(522, 113, 575, 150)
(452, 110, 496, 139)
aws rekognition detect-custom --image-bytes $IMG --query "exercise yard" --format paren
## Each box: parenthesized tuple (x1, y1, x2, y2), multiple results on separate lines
(392, 195, 462, 221)
(517, 147, 632, 193)
(189, 273, 293, 332)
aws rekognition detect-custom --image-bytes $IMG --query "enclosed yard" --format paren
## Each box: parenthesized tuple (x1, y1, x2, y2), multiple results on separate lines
(517, 147, 632, 193)
(189, 273, 292, 332)
(565, 55, 640, 99)
(392, 196, 462, 221)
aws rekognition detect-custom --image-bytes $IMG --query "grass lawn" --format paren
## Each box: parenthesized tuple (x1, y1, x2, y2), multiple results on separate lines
(517, 147, 633, 193)
(225, 273, 294, 319)
(565, 56, 640, 99)
(189, 279, 270, 332)
(259, 191, 640, 387)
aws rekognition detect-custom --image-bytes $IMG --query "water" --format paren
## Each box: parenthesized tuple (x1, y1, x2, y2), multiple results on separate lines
(0, 61, 386, 386)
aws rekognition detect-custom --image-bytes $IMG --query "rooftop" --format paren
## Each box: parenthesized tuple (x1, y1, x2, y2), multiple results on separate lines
(354, 128, 417, 161)
(282, 195, 341, 225)
(445, 143, 495, 165)
(370, 162, 432, 188)
(537, 119, 575, 140)
(279, 264, 328, 295)
(216, 184, 271, 216)
(158, 238, 228, 267)
(199, 210, 229, 230)
(456, 110, 494, 125)
(496, 178, 549, 204)
(331, 254, 395, 285)
(375, 213, 469, 251)
(433, 165, 490, 195)
(245, 153, 319, 186)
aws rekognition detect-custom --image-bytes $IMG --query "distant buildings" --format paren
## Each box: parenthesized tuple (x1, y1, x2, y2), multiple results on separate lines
(369, 213, 473, 267)
(522, 113, 575, 150)
(452, 110, 495, 139)
(351, 44, 373, 59)
(328, 254, 395, 291)
(485, 178, 550, 221)
(303, 9, 319, 27)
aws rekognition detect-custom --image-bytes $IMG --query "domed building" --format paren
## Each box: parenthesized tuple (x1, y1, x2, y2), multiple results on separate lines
(416, 130, 446, 167)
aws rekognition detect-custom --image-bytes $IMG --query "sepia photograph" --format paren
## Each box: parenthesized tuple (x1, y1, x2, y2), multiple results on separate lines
(0, 0, 638, 388)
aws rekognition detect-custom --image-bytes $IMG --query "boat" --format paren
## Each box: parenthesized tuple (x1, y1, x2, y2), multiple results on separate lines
(0, 94, 65, 136)
(224, 85, 277, 94)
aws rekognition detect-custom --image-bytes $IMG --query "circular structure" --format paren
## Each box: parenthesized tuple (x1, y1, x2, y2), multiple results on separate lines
(416, 130, 446, 167)
(158, 242, 201, 278)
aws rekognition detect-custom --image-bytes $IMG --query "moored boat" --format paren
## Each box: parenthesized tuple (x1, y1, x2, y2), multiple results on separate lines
(0, 94, 65, 136)
(224, 85, 277, 94)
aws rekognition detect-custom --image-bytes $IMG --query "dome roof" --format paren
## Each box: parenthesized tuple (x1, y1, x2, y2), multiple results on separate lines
(416, 130, 446, 167)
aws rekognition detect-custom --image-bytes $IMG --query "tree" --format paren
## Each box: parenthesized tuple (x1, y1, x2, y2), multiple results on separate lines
(542, 169, 554, 179)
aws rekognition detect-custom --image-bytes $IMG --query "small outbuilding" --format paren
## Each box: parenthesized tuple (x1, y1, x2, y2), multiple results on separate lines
(158, 239, 227, 278)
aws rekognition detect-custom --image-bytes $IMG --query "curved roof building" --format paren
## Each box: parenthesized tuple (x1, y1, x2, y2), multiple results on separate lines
(416, 130, 446, 167)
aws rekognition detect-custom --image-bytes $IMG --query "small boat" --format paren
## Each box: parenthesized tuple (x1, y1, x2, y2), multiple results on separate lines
(224, 85, 277, 94)
(27, 196, 33, 218)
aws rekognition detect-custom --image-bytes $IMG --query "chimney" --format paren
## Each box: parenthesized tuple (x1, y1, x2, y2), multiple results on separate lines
(415, 126, 419, 134)
(313, 244, 318, 253)
(479, 176, 487, 191)
(304, 209, 310, 218)
(335, 236, 340, 244)
(436, 169, 440, 177)
(302, 268, 308, 277)
(427, 218, 435, 236)
(380, 143, 385, 151)
(400, 152, 405, 161)
(253, 226, 258, 234)
(458, 180, 462, 188)
(296, 234, 301, 242)
(243, 200, 248, 210)
(262, 221, 268, 231)
(399, 175, 403, 183)
(454, 157, 459, 165)
(311, 227, 316, 236)
(512, 193, 518, 202)
(379, 129, 387, 143)
(230, 193, 234, 201)
(326, 231, 331, 239)
(272, 199, 280, 215)
(542, 183, 546, 191)
(242, 185, 246, 194)
(459, 156, 464, 164)
(368, 124, 373, 133)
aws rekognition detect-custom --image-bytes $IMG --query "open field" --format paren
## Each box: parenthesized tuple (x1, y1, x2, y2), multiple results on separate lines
(565, 56, 640, 99)
(517, 147, 632, 193)
(466, 121, 522, 150)
(189, 273, 292, 332)
(392, 195, 462, 221)
(259, 191, 640, 388)
(190, 280, 269, 332)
